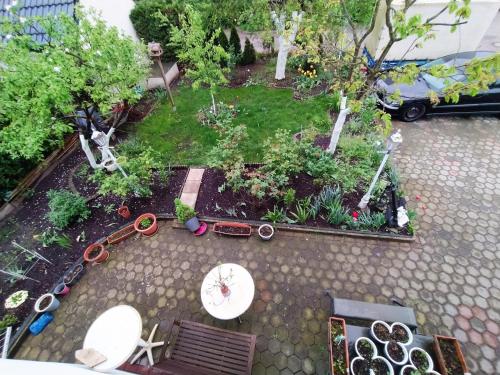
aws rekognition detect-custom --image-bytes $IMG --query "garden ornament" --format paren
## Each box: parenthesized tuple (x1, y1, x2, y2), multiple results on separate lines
(75, 107, 127, 177)
(358, 130, 403, 211)
(327, 95, 350, 154)
(397, 206, 409, 227)
(271, 10, 303, 80)
(148, 42, 176, 111)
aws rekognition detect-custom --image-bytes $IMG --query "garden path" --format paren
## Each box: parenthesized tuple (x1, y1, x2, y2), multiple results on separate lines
(15, 116, 500, 374)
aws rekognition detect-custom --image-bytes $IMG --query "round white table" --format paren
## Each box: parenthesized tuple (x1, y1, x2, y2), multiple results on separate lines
(83, 305, 142, 372)
(201, 263, 255, 320)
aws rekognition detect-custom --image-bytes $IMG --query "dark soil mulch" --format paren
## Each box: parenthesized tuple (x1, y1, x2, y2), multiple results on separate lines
(439, 339, 464, 375)
(387, 341, 405, 362)
(0, 146, 187, 331)
(373, 322, 391, 342)
(371, 358, 392, 375)
(411, 349, 430, 371)
(391, 324, 410, 343)
(352, 360, 370, 375)
(195, 167, 406, 235)
(357, 339, 374, 359)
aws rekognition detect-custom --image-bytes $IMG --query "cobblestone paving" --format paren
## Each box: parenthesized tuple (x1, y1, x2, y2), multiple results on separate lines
(16, 116, 500, 374)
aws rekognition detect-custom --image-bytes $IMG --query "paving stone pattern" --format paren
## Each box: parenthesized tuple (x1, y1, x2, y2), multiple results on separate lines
(16, 116, 500, 374)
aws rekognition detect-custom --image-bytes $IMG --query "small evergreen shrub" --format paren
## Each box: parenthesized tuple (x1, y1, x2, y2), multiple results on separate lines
(47, 190, 90, 229)
(239, 38, 256, 65)
(229, 26, 241, 56)
(174, 198, 197, 223)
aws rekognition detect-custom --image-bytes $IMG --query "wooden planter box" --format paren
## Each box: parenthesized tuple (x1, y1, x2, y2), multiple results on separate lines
(433, 335, 469, 375)
(328, 317, 349, 375)
(212, 222, 252, 237)
(107, 224, 137, 245)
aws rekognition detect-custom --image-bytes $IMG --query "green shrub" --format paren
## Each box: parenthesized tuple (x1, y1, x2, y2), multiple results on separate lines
(261, 206, 291, 224)
(47, 190, 90, 229)
(291, 197, 311, 224)
(174, 198, 197, 223)
(130, 0, 181, 59)
(229, 26, 241, 56)
(325, 200, 349, 226)
(217, 29, 230, 51)
(349, 211, 386, 231)
(197, 102, 238, 128)
(239, 38, 256, 65)
(283, 188, 296, 208)
(0, 314, 18, 330)
(90, 139, 165, 198)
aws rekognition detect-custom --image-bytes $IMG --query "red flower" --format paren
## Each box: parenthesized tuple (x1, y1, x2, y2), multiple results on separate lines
(352, 211, 359, 221)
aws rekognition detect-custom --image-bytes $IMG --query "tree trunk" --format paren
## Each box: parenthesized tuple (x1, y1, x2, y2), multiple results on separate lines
(275, 37, 290, 80)
(211, 92, 217, 115)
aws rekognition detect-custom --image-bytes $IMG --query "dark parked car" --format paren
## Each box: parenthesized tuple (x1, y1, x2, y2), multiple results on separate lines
(376, 51, 500, 121)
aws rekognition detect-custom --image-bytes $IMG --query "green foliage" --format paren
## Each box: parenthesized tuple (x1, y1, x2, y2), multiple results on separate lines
(38, 229, 72, 249)
(240, 38, 257, 66)
(349, 212, 386, 231)
(208, 124, 247, 191)
(130, 0, 181, 59)
(47, 190, 90, 230)
(139, 218, 153, 229)
(198, 102, 238, 128)
(229, 26, 241, 56)
(261, 206, 292, 224)
(291, 197, 311, 224)
(0, 8, 150, 161)
(90, 139, 164, 198)
(174, 198, 197, 223)
(168, 5, 229, 96)
(325, 200, 350, 226)
(0, 314, 18, 330)
(0, 154, 38, 203)
(283, 188, 296, 208)
(217, 29, 230, 51)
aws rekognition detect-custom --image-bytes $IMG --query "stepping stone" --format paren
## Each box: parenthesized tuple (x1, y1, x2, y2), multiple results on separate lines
(179, 168, 205, 209)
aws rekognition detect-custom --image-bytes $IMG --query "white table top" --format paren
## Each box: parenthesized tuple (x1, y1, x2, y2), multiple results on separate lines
(201, 263, 255, 320)
(83, 305, 142, 372)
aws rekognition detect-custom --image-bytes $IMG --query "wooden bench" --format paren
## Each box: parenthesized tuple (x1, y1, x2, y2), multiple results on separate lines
(326, 292, 418, 333)
(156, 320, 256, 375)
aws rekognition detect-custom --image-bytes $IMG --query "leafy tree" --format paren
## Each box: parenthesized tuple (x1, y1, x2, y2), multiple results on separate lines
(0, 7, 150, 162)
(130, 0, 182, 59)
(167, 5, 229, 114)
(240, 38, 257, 66)
(217, 29, 230, 52)
(229, 26, 241, 56)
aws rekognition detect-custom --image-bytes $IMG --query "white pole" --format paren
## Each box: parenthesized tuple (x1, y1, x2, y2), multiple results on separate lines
(2, 327, 12, 359)
(327, 95, 350, 154)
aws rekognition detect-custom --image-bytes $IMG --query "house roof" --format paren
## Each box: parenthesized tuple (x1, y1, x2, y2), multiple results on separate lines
(0, 0, 77, 43)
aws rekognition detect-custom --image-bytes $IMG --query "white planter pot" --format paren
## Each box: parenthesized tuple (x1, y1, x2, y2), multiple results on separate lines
(384, 341, 409, 366)
(258, 224, 274, 240)
(390, 322, 414, 346)
(370, 320, 391, 344)
(351, 355, 394, 375)
(34, 293, 60, 313)
(354, 337, 378, 358)
(409, 347, 434, 372)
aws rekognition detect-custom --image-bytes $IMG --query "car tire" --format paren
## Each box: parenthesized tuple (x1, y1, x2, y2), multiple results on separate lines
(401, 104, 426, 122)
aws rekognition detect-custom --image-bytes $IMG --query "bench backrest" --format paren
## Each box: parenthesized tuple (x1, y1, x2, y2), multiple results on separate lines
(159, 320, 256, 375)
(332, 297, 418, 331)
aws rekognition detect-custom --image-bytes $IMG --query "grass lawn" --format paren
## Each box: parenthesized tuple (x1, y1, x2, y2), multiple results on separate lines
(133, 85, 332, 164)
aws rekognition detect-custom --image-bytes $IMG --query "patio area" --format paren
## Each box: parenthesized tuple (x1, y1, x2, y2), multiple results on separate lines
(15, 115, 500, 375)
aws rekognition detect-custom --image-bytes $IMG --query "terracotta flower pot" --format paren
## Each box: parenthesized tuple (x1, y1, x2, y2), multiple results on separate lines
(107, 224, 136, 245)
(117, 205, 131, 219)
(134, 213, 158, 236)
(83, 243, 109, 264)
(213, 222, 252, 237)
(328, 317, 349, 375)
(433, 335, 469, 375)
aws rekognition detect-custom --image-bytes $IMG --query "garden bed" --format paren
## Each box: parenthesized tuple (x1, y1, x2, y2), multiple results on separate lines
(195, 167, 411, 236)
(0, 147, 187, 329)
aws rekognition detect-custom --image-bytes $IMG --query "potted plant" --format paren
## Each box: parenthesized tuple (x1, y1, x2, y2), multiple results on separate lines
(174, 198, 200, 232)
(350, 337, 394, 375)
(4, 290, 29, 309)
(384, 341, 408, 366)
(213, 222, 252, 237)
(117, 205, 131, 219)
(328, 317, 349, 375)
(134, 213, 158, 236)
(258, 224, 274, 240)
(400, 365, 440, 375)
(433, 335, 469, 375)
(34, 293, 60, 313)
(63, 262, 84, 286)
(371, 320, 413, 346)
(107, 224, 137, 245)
(53, 282, 70, 296)
(408, 347, 434, 373)
(83, 243, 110, 264)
